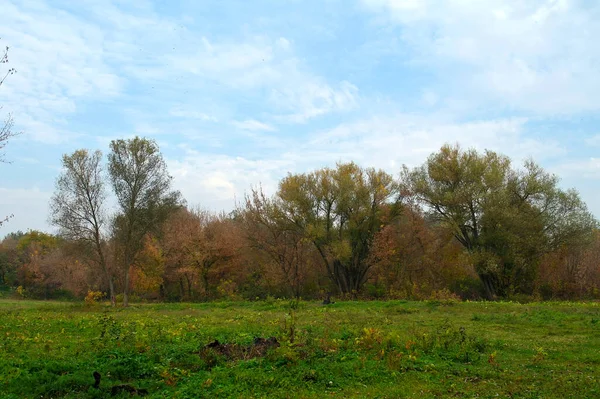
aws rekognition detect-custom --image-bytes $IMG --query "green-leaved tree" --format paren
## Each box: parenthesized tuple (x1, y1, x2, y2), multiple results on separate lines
(108, 137, 181, 306)
(404, 144, 597, 298)
(277, 162, 402, 295)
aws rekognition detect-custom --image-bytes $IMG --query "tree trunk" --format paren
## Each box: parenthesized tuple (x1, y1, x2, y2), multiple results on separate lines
(96, 240, 115, 307)
(123, 265, 131, 307)
(108, 277, 116, 307)
(202, 269, 210, 300)
(480, 273, 496, 300)
(186, 274, 193, 299)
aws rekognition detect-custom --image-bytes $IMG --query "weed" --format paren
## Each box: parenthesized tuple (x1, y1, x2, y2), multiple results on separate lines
(533, 346, 548, 363)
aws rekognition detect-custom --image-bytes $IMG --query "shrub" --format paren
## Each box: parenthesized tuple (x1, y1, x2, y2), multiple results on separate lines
(16, 285, 26, 298)
(84, 290, 104, 305)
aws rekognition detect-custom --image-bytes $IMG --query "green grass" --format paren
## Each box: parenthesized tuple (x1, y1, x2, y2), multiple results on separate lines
(1, 299, 600, 398)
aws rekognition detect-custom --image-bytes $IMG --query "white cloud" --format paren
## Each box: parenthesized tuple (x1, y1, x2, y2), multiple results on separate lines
(1, 0, 124, 144)
(272, 80, 359, 123)
(2, 0, 361, 152)
(164, 115, 565, 216)
(552, 158, 600, 180)
(585, 135, 600, 147)
(169, 107, 218, 122)
(304, 115, 562, 170)
(167, 151, 292, 211)
(361, 0, 600, 115)
(232, 120, 276, 132)
(158, 37, 359, 123)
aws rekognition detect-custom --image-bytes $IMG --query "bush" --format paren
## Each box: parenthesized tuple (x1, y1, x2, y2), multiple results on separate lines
(84, 290, 104, 305)
(450, 276, 485, 300)
(429, 289, 461, 302)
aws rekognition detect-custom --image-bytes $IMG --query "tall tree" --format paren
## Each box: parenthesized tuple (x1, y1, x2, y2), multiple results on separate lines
(277, 162, 402, 295)
(404, 144, 597, 298)
(241, 187, 313, 298)
(49, 149, 115, 305)
(108, 137, 181, 306)
(1, 40, 20, 227)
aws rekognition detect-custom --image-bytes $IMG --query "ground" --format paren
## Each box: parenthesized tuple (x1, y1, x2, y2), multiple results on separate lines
(1, 299, 599, 398)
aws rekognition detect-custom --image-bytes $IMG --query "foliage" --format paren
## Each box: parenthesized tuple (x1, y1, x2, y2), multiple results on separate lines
(404, 144, 597, 298)
(50, 149, 115, 305)
(2, 142, 599, 302)
(277, 162, 402, 294)
(108, 136, 182, 306)
(84, 290, 104, 305)
(241, 187, 316, 298)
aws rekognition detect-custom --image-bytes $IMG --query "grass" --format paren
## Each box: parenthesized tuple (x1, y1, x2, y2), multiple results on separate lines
(1, 299, 599, 398)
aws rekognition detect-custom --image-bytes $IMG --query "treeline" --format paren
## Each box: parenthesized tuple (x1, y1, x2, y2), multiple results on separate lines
(1, 138, 599, 303)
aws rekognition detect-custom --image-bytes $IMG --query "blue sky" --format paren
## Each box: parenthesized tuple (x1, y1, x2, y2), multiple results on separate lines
(1, 0, 600, 234)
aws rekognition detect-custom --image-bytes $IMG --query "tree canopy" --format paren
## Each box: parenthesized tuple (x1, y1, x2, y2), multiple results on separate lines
(108, 136, 182, 306)
(277, 162, 402, 295)
(404, 144, 597, 298)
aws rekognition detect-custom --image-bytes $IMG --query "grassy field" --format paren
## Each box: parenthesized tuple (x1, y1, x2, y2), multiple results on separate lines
(1, 299, 599, 398)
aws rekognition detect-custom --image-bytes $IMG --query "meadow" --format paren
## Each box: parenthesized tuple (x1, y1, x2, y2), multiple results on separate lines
(1, 299, 599, 398)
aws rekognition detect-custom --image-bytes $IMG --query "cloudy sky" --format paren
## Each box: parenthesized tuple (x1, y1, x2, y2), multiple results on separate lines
(1, 0, 600, 234)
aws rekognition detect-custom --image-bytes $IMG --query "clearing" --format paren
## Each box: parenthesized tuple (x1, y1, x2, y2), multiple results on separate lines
(1, 299, 599, 398)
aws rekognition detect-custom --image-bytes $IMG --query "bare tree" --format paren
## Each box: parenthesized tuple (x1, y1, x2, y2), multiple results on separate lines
(0, 41, 19, 163)
(241, 187, 311, 299)
(49, 150, 115, 305)
(0, 40, 20, 227)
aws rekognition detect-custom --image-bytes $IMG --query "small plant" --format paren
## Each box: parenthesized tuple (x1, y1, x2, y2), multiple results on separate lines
(533, 346, 547, 363)
(280, 300, 299, 343)
(84, 290, 104, 305)
(16, 285, 26, 298)
(356, 327, 384, 350)
(428, 289, 461, 305)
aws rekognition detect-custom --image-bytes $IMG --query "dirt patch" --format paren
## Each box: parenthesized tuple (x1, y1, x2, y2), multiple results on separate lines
(201, 337, 280, 361)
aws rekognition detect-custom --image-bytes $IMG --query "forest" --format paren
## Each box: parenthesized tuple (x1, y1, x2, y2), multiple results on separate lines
(1, 137, 598, 305)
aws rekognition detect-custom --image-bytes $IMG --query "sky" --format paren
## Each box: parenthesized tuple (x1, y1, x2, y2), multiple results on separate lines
(1, 0, 600, 235)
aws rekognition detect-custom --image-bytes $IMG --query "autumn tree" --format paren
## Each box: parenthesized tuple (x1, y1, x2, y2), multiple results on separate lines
(370, 204, 473, 298)
(0, 232, 23, 288)
(15, 231, 59, 297)
(404, 144, 597, 299)
(277, 162, 402, 295)
(537, 229, 600, 299)
(131, 234, 165, 299)
(108, 137, 181, 306)
(161, 208, 241, 300)
(241, 187, 315, 298)
(49, 149, 115, 305)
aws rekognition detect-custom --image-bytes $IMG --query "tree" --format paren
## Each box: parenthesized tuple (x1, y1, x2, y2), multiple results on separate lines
(131, 234, 165, 299)
(277, 162, 402, 295)
(241, 187, 314, 298)
(49, 149, 115, 305)
(161, 208, 241, 300)
(1, 40, 20, 227)
(15, 231, 59, 297)
(108, 137, 181, 306)
(404, 144, 597, 298)
(0, 233, 22, 288)
(369, 204, 471, 298)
